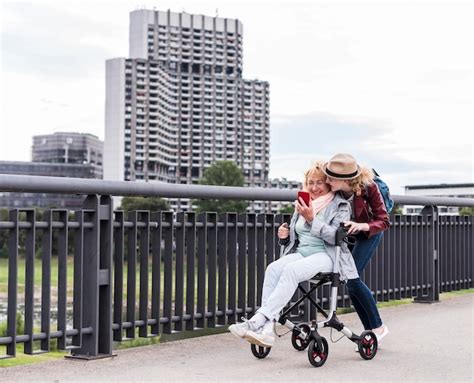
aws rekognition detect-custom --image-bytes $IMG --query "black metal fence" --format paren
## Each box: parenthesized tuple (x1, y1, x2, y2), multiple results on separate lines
(0, 175, 473, 359)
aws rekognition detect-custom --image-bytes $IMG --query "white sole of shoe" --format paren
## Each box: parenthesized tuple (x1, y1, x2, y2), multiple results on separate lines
(244, 333, 274, 348)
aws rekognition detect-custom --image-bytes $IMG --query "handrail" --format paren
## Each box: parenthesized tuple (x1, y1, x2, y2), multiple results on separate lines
(0, 174, 473, 207)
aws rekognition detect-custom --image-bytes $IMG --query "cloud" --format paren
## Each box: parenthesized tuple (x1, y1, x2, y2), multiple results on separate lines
(1, 2, 126, 77)
(269, 112, 473, 194)
(270, 111, 392, 157)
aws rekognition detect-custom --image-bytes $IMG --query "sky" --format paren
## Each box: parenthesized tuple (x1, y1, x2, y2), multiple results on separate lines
(0, 0, 472, 194)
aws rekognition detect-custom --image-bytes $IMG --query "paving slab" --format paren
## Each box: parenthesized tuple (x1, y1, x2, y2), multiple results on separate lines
(1, 294, 472, 382)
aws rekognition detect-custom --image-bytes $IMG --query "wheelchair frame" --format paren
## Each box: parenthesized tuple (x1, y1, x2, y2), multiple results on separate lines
(249, 223, 379, 367)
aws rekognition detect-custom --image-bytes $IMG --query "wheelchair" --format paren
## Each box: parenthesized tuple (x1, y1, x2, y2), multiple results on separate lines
(249, 223, 378, 367)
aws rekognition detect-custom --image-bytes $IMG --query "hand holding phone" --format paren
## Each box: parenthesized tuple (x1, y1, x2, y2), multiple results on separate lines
(297, 191, 311, 207)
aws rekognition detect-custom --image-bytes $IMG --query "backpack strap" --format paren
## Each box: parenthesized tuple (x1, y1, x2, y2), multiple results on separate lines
(362, 183, 374, 215)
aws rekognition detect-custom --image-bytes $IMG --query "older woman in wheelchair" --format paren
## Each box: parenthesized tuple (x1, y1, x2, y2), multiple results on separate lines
(228, 161, 378, 367)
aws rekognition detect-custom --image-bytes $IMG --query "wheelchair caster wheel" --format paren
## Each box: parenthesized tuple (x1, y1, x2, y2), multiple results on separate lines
(250, 343, 271, 359)
(307, 337, 329, 367)
(291, 324, 311, 351)
(358, 330, 378, 360)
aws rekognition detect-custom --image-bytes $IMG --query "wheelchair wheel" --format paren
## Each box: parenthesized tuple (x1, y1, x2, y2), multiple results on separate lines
(250, 343, 271, 359)
(291, 324, 311, 351)
(307, 337, 329, 367)
(358, 331, 378, 360)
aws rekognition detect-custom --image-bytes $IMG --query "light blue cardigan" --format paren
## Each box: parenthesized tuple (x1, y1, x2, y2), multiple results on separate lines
(281, 193, 359, 281)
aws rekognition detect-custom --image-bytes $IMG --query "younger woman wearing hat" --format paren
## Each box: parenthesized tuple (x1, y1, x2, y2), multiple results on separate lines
(323, 153, 390, 343)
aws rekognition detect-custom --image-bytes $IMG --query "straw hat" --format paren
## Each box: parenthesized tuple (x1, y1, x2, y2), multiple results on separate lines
(322, 153, 361, 180)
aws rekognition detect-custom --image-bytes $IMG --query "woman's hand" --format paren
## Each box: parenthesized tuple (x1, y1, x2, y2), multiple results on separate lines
(295, 198, 314, 223)
(344, 221, 370, 235)
(278, 223, 290, 239)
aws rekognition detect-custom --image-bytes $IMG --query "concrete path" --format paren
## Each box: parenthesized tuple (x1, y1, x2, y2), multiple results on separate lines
(1, 294, 472, 382)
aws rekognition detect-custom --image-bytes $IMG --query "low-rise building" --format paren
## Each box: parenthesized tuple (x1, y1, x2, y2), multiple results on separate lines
(32, 132, 103, 179)
(0, 161, 98, 208)
(264, 177, 302, 214)
(403, 183, 474, 215)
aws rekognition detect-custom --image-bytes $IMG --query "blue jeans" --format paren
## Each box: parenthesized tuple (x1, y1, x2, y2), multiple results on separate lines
(346, 232, 383, 330)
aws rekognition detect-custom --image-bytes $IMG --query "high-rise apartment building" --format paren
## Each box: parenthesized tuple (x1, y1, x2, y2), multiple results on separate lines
(104, 9, 270, 209)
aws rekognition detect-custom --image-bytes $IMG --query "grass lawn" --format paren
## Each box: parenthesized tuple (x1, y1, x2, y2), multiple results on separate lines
(0, 257, 166, 297)
(0, 257, 227, 304)
(0, 351, 66, 368)
(0, 257, 75, 296)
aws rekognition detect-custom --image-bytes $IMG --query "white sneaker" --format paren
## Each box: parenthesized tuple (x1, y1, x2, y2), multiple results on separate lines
(261, 320, 275, 335)
(228, 317, 260, 339)
(245, 320, 275, 347)
(374, 325, 389, 344)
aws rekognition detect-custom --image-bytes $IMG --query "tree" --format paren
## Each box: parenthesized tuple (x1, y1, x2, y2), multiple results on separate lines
(120, 196, 170, 213)
(459, 207, 474, 216)
(392, 204, 404, 215)
(279, 204, 294, 214)
(193, 161, 248, 213)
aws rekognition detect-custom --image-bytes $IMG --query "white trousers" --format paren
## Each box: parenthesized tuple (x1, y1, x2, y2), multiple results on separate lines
(256, 252, 333, 321)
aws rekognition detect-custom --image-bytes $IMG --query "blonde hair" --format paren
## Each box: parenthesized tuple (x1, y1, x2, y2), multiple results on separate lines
(348, 165, 375, 196)
(303, 161, 328, 191)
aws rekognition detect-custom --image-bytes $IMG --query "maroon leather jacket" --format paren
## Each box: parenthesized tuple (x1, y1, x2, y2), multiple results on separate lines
(352, 182, 390, 238)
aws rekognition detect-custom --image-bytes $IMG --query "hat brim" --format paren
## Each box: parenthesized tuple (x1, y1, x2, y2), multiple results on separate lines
(322, 163, 361, 180)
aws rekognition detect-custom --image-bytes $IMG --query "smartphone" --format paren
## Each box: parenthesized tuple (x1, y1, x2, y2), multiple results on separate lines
(297, 190, 311, 207)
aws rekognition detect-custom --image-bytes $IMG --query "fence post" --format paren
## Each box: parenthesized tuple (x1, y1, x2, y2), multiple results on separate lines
(414, 205, 440, 303)
(6, 209, 19, 357)
(68, 194, 114, 359)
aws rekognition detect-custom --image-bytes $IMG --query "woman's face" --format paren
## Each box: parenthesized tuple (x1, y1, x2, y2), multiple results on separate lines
(306, 175, 331, 199)
(326, 176, 351, 192)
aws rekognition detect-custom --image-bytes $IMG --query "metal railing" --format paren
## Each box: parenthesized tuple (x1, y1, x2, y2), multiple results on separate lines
(0, 174, 473, 359)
